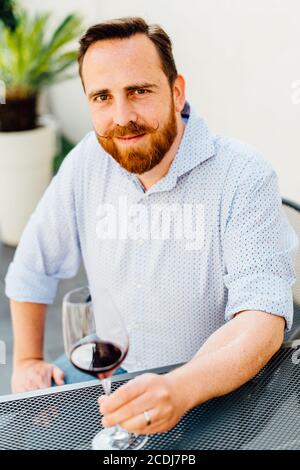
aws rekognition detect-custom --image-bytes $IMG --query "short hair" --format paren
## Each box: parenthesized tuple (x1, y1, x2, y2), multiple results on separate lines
(78, 17, 178, 88)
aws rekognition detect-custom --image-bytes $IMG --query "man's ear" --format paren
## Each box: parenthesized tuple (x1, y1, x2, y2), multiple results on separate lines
(173, 75, 186, 113)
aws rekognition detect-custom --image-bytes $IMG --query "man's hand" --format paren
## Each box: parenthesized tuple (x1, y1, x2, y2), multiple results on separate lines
(98, 372, 186, 435)
(11, 359, 65, 393)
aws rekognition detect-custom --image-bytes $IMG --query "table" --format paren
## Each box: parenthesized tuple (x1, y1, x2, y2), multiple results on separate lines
(0, 344, 300, 450)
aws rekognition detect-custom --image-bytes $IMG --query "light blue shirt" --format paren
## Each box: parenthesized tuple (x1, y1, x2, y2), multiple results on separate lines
(5, 103, 298, 372)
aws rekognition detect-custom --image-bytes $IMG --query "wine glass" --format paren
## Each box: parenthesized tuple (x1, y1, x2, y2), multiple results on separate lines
(62, 286, 148, 450)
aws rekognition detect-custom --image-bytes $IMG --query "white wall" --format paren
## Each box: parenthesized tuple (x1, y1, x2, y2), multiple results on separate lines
(22, 0, 300, 202)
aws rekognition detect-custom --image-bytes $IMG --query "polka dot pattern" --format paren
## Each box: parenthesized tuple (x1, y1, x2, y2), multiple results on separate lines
(5, 104, 298, 373)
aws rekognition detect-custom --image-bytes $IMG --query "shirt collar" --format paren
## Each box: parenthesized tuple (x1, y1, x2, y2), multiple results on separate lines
(173, 102, 215, 178)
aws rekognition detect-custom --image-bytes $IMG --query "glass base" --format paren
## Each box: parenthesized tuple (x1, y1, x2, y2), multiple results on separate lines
(92, 427, 148, 450)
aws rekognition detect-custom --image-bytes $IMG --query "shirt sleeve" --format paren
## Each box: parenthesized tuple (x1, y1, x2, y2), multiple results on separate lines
(223, 156, 299, 330)
(5, 143, 83, 304)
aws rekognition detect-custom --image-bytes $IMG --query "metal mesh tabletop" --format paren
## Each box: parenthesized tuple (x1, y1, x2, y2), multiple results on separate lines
(0, 346, 300, 450)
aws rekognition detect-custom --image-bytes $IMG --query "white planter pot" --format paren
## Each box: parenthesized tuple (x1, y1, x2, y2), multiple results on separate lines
(0, 115, 57, 246)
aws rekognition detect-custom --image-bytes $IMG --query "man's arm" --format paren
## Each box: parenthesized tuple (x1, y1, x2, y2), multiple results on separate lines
(10, 300, 65, 393)
(98, 310, 284, 434)
(166, 310, 284, 411)
(5, 141, 86, 393)
(11, 300, 46, 364)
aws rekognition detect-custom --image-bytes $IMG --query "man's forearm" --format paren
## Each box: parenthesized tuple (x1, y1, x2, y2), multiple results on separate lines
(166, 310, 285, 412)
(10, 300, 47, 366)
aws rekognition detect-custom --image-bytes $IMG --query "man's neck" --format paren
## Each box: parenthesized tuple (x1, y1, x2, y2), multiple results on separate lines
(136, 115, 186, 191)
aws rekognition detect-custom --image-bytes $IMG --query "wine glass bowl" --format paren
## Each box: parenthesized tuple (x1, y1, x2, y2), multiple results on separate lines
(70, 334, 128, 380)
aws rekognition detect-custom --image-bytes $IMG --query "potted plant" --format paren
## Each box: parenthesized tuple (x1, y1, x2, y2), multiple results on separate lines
(0, 0, 82, 245)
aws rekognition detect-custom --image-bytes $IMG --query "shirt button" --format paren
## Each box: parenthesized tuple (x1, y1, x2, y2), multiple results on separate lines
(136, 361, 142, 367)
(137, 283, 142, 289)
(137, 239, 144, 246)
(132, 322, 140, 330)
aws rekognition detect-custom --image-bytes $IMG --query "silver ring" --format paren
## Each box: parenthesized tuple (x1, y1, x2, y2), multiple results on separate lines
(143, 410, 151, 426)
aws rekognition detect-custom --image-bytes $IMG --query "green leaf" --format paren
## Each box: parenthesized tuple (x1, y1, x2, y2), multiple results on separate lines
(0, 0, 18, 31)
(0, 8, 83, 96)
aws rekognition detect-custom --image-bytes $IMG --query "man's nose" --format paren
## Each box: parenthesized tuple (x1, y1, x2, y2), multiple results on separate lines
(112, 99, 137, 127)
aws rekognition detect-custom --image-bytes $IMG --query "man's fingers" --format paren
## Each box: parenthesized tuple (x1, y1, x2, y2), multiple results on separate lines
(120, 408, 164, 435)
(52, 366, 65, 385)
(100, 392, 154, 428)
(11, 361, 64, 393)
(35, 375, 51, 389)
(12, 374, 50, 393)
(99, 374, 154, 414)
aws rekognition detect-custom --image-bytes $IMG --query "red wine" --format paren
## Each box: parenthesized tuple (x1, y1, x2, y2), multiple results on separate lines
(71, 336, 127, 379)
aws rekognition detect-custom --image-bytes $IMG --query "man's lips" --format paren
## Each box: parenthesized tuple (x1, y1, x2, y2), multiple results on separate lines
(115, 133, 146, 143)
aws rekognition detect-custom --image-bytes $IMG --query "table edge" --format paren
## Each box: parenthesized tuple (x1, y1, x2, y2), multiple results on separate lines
(0, 362, 184, 403)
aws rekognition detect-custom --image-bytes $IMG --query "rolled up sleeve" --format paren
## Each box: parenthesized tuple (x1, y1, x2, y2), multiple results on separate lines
(5, 145, 82, 304)
(223, 157, 298, 331)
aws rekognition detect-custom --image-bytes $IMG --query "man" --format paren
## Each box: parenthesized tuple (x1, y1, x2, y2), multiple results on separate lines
(5, 17, 298, 436)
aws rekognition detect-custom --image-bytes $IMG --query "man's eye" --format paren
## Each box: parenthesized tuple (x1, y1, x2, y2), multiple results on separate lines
(95, 94, 108, 102)
(134, 89, 148, 95)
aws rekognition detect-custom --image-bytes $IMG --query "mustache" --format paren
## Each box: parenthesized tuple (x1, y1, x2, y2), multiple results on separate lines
(98, 120, 160, 139)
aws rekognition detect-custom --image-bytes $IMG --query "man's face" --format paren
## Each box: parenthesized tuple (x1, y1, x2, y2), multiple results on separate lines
(81, 34, 181, 174)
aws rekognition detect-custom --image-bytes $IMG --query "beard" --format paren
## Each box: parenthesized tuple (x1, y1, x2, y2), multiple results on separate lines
(95, 101, 178, 174)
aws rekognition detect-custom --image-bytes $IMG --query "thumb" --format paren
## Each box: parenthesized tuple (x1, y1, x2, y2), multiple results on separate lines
(52, 365, 65, 385)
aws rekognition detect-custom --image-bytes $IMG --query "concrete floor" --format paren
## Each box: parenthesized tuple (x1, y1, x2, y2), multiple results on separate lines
(0, 242, 86, 395)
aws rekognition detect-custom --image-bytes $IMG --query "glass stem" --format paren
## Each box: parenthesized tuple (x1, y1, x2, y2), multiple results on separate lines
(101, 377, 130, 441)
(101, 377, 112, 396)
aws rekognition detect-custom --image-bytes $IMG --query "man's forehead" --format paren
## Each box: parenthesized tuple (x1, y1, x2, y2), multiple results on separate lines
(82, 35, 167, 93)
(82, 35, 163, 78)
(84, 34, 160, 66)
